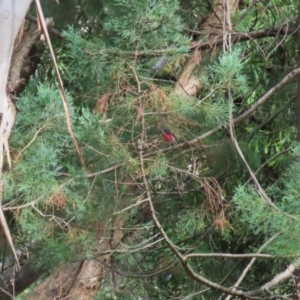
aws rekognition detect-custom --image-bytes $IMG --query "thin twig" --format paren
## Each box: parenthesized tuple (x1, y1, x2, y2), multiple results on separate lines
(245, 148, 291, 185)
(185, 253, 276, 259)
(113, 198, 149, 215)
(35, 0, 87, 170)
(14, 125, 46, 163)
(225, 233, 279, 300)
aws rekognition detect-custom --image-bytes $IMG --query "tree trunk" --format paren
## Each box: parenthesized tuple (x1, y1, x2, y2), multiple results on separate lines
(174, 0, 240, 97)
(29, 215, 125, 300)
(0, 2, 57, 297)
(0, 0, 32, 283)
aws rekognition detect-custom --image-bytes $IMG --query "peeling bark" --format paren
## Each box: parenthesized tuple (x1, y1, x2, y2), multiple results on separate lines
(0, 2, 57, 297)
(0, 0, 32, 274)
(0, 0, 33, 171)
(8, 18, 53, 97)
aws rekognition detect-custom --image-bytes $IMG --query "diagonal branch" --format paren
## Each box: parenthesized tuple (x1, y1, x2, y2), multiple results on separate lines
(144, 67, 300, 158)
(225, 233, 279, 300)
(34, 0, 87, 170)
(245, 257, 300, 298)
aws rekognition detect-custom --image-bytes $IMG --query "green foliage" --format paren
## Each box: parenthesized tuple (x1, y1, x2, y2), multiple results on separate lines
(233, 146, 300, 255)
(207, 48, 250, 97)
(103, 0, 190, 50)
(205, 140, 261, 180)
(176, 208, 206, 235)
(6, 82, 117, 272)
(11, 0, 300, 298)
(148, 155, 169, 178)
(201, 102, 231, 127)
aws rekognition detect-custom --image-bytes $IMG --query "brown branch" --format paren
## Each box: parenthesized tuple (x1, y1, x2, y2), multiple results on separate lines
(25, 14, 64, 39)
(245, 257, 300, 298)
(185, 252, 276, 259)
(83, 26, 296, 58)
(138, 150, 251, 298)
(230, 93, 286, 213)
(193, 26, 296, 50)
(225, 233, 279, 300)
(35, 0, 87, 170)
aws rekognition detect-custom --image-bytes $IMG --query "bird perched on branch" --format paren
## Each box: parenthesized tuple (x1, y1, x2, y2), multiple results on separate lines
(162, 128, 177, 145)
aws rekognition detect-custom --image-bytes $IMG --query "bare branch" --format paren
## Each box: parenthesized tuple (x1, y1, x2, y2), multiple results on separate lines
(225, 233, 279, 300)
(194, 26, 297, 50)
(245, 257, 300, 298)
(185, 253, 276, 259)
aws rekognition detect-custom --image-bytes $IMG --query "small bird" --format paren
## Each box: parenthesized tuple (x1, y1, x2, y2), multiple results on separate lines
(162, 129, 177, 145)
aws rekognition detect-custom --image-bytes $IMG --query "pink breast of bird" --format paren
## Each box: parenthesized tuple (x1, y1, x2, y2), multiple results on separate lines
(162, 131, 177, 143)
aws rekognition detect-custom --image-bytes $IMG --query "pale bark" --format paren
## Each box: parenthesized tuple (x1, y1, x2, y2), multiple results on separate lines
(174, 0, 240, 97)
(0, 0, 32, 273)
(0, 2, 55, 297)
(0, 0, 32, 171)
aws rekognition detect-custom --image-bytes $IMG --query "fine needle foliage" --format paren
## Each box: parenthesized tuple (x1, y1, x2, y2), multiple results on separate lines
(3, 0, 300, 299)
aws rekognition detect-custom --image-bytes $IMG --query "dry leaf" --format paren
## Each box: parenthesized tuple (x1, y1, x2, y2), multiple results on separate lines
(94, 94, 110, 114)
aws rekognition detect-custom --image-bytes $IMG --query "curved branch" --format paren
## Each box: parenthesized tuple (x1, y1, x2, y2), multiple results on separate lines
(235, 68, 300, 123)
(138, 150, 248, 298)
(225, 233, 279, 300)
(185, 253, 276, 259)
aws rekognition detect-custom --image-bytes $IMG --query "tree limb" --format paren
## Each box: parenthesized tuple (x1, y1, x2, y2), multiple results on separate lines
(25, 14, 64, 39)
(225, 233, 279, 300)
(245, 257, 300, 297)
